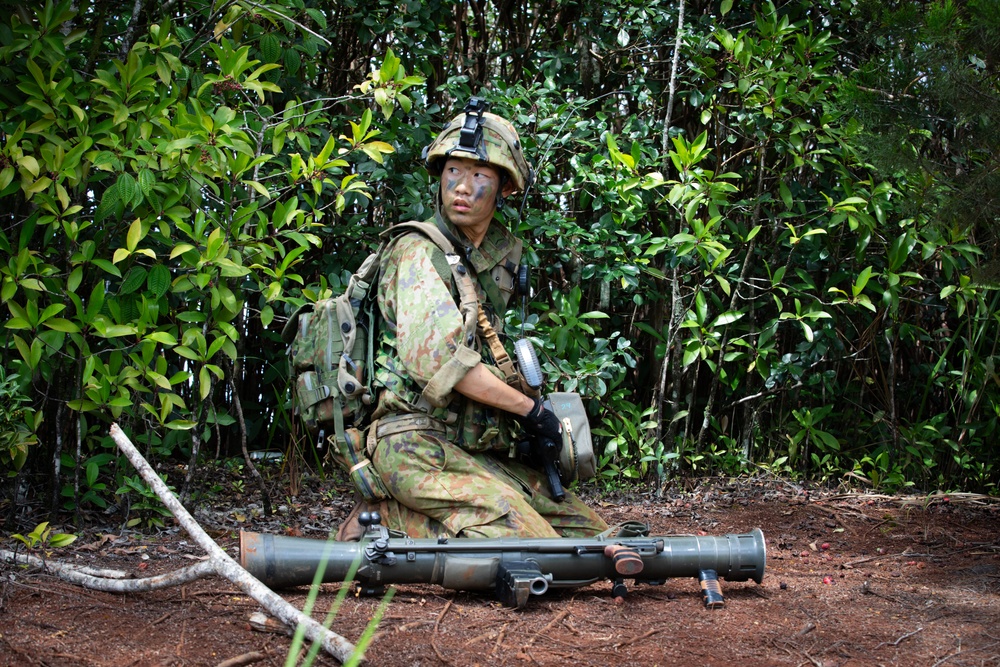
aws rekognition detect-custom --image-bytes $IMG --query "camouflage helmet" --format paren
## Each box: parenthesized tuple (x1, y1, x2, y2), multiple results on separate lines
(423, 98, 534, 193)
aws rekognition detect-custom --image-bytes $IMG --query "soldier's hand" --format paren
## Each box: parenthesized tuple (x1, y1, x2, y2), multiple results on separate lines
(517, 397, 562, 446)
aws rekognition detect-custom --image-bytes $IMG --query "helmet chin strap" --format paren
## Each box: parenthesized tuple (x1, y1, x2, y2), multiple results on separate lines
(496, 172, 508, 211)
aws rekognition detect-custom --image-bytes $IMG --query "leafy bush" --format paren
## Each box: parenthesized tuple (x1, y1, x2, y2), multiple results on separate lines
(0, 367, 35, 474)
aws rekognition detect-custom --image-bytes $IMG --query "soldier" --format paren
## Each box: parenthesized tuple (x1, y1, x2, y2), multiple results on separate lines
(337, 100, 607, 540)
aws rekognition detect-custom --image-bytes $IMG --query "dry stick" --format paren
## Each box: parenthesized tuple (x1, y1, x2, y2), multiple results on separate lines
(215, 652, 267, 667)
(223, 357, 271, 516)
(842, 551, 934, 569)
(523, 610, 570, 650)
(800, 649, 823, 667)
(10, 557, 133, 580)
(614, 627, 663, 649)
(431, 597, 455, 666)
(490, 622, 510, 657)
(108, 424, 358, 664)
(875, 627, 924, 649)
(393, 620, 434, 633)
(930, 640, 1000, 667)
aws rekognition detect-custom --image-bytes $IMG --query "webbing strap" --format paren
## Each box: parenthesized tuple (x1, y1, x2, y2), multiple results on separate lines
(298, 384, 331, 408)
(476, 304, 538, 397)
(430, 212, 508, 314)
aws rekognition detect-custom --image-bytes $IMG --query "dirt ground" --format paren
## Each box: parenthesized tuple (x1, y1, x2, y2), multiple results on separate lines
(2, 471, 1000, 667)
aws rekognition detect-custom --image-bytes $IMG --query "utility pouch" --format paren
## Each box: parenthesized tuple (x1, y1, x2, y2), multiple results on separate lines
(295, 371, 337, 426)
(547, 392, 596, 483)
(328, 427, 389, 502)
(285, 299, 367, 432)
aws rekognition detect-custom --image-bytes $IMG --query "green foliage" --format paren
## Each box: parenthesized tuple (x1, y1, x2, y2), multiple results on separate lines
(10, 521, 77, 550)
(0, 367, 36, 473)
(0, 1, 424, 503)
(592, 394, 659, 483)
(116, 474, 173, 530)
(60, 452, 115, 510)
(1, 0, 998, 504)
(786, 406, 841, 475)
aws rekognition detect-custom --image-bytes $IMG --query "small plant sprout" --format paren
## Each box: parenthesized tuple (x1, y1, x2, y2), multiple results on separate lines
(11, 522, 77, 550)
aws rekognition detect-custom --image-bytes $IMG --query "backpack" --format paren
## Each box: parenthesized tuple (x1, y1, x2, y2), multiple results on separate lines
(281, 221, 480, 501)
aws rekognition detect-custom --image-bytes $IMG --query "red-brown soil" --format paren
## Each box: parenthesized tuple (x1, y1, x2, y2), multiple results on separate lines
(3, 474, 999, 667)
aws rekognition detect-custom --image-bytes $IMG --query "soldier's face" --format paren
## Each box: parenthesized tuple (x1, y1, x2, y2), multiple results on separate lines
(440, 157, 508, 238)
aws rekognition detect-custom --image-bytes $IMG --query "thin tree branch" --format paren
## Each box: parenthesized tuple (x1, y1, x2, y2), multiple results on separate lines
(2, 549, 217, 591)
(661, 0, 685, 155)
(120, 0, 146, 60)
(108, 423, 357, 663)
(239, 0, 332, 46)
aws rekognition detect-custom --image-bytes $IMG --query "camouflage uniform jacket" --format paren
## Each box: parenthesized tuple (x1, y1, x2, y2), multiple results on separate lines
(372, 214, 523, 450)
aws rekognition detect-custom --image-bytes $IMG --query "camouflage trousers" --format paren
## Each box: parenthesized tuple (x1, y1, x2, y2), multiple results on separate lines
(367, 426, 608, 539)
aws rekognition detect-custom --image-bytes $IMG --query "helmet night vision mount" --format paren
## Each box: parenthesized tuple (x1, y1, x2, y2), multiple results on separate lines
(422, 97, 534, 193)
(458, 97, 490, 160)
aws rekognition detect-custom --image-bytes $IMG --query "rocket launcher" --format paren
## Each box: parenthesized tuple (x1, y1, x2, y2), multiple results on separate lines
(239, 513, 766, 608)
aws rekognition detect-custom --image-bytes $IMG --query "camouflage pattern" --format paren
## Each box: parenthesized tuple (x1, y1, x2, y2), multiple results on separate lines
(373, 218, 524, 448)
(371, 430, 607, 538)
(286, 299, 366, 431)
(369, 216, 608, 538)
(424, 111, 533, 192)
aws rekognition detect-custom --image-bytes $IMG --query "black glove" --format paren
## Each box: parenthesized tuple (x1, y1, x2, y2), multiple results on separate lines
(517, 397, 562, 445)
(516, 397, 566, 502)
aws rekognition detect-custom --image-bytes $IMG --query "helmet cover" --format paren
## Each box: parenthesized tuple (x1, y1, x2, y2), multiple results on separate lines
(423, 103, 534, 193)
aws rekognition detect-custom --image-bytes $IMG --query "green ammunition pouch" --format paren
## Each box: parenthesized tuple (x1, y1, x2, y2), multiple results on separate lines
(547, 392, 596, 483)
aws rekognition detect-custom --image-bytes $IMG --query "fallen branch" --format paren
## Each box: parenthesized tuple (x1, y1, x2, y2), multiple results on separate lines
(105, 424, 358, 663)
(1, 548, 216, 592)
(842, 551, 934, 569)
(431, 596, 454, 666)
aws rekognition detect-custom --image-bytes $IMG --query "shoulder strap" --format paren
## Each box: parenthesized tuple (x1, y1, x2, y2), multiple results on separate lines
(382, 220, 457, 255)
(477, 303, 539, 397)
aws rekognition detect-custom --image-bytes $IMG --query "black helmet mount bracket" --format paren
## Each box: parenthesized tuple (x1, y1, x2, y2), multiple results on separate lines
(459, 97, 490, 160)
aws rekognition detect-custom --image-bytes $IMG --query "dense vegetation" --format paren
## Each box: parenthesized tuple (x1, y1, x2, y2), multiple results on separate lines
(2, 0, 998, 522)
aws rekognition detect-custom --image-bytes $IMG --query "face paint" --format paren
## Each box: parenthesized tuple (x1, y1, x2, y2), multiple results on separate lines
(440, 156, 503, 247)
(475, 183, 494, 202)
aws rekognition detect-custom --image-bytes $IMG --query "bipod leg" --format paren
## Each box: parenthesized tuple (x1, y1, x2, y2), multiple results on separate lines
(611, 579, 629, 604)
(357, 583, 386, 598)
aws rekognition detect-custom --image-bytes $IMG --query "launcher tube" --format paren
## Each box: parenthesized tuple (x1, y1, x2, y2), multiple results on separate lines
(240, 529, 766, 602)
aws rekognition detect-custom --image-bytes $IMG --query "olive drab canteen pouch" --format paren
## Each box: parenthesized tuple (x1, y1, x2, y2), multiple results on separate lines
(547, 392, 596, 483)
(281, 221, 482, 502)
